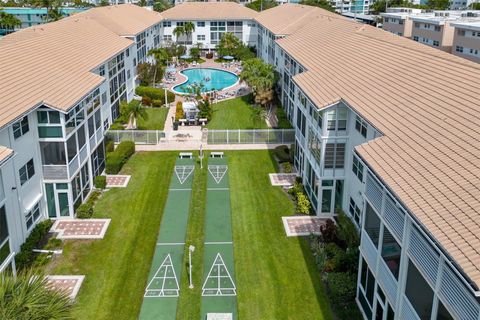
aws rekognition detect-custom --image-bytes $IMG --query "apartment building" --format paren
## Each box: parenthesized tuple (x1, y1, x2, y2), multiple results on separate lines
(160, 2, 257, 51)
(256, 4, 480, 320)
(330, 0, 371, 14)
(0, 4, 162, 274)
(0, 7, 86, 35)
(381, 8, 423, 37)
(451, 20, 480, 62)
(1, 3, 480, 319)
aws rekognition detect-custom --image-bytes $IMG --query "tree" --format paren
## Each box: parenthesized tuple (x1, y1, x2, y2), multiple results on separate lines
(0, 10, 21, 32)
(470, 2, 480, 9)
(240, 58, 278, 108)
(153, 0, 173, 12)
(183, 21, 195, 46)
(426, 0, 450, 9)
(246, 0, 277, 11)
(173, 25, 185, 46)
(369, 0, 428, 13)
(46, 7, 64, 22)
(136, 62, 164, 87)
(137, 0, 147, 7)
(98, 0, 109, 6)
(120, 100, 148, 129)
(29, 0, 64, 22)
(189, 42, 202, 61)
(0, 270, 73, 320)
(216, 32, 242, 57)
(300, 0, 335, 11)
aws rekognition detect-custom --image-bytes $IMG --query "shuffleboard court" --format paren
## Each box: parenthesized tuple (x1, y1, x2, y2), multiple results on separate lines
(139, 157, 195, 320)
(201, 157, 238, 319)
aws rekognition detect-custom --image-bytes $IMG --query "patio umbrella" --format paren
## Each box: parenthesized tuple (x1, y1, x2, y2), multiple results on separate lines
(223, 55, 234, 60)
(180, 54, 191, 59)
(166, 67, 176, 73)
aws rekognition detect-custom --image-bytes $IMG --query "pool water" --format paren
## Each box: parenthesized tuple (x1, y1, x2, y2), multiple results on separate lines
(172, 68, 239, 94)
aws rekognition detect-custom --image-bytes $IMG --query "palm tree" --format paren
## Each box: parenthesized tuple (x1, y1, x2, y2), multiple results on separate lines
(46, 7, 64, 22)
(173, 25, 185, 46)
(240, 58, 277, 108)
(120, 100, 148, 130)
(0, 11, 21, 33)
(0, 270, 73, 320)
(183, 21, 195, 46)
(217, 32, 241, 57)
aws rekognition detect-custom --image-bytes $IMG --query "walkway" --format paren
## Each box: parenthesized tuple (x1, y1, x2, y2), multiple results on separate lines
(139, 157, 195, 320)
(136, 143, 286, 151)
(201, 157, 237, 319)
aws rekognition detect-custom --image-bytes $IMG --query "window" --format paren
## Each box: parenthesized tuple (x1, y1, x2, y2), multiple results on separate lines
(127, 70, 131, 80)
(326, 108, 347, 131)
(349, 197, 362, 226)
(381, 226, 401, 279)
(197, 34, 206, 41)
(25, 203, 40, 230)
(197, 21, 205, 27)
(352, 155, 364, 182)
(456, 45, 464, 53)
(40, 142, 66, 165)
(405, 260, 434, 319)
(433, 40, 439, 47)
(434, 25, 441, 32)
(355, 115, 368, 137)
(19, 159, 35, 185)
(163, 35, 172, 41)
(162, 21, 171, 27)
(457, 29, 465, 36)
(364, 203, 381, 246)
(12, 116, 29, 139)
(37, 110, 60, 124)
(99, 65, 105, 76)
(126, 48, 129, 57)
(413, 36, 419, 41)
(324, 143, 345, 169)
(414, 22, 420, 28)
(0, 206, 10, 265)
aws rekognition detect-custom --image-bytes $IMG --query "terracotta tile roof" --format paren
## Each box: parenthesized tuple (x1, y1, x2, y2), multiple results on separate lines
(276, 14, 480, 288)
(0, 146, 13, 165)
(70, 4, 163, 36)
(255, 3, 340, 35)
(161, 2, 257, 20)
(0, 17, 133, 128)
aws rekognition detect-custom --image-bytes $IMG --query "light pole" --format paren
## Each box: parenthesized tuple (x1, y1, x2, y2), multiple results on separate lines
(188, 245, 195, 289)
(199, 144, 204, 169)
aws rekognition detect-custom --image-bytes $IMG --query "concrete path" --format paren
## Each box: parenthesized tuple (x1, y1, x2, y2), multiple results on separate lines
(135, 143, 286, 151)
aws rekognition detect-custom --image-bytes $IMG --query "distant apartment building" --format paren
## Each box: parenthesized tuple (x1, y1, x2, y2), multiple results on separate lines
(160, 2, 257, 51)
(330, 0, 371, 14)
(451, 20, 480, 61)
(0, 7, 87, 35)
(381, 9, 480, 61)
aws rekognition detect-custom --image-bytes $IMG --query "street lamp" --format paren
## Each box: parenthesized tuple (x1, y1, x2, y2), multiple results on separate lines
(188, 245, 195, 289)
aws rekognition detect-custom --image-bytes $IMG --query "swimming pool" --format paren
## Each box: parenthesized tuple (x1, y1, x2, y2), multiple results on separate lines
(172, 68, 239, 94)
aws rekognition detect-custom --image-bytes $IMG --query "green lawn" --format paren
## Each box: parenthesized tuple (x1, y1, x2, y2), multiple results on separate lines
(206, 96, 269, 130)
(48, 152, 178, 320)
(46, 151, 332, 320)
(137, 108, 169, 130)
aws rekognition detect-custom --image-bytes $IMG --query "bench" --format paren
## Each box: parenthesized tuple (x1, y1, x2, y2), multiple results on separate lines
(210, 152, 224, 158)
(179, 152, 193, 159)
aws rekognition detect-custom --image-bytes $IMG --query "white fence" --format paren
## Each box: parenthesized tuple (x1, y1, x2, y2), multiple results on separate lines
(207, 129, 295, 144)
(106, 130, 166, 144)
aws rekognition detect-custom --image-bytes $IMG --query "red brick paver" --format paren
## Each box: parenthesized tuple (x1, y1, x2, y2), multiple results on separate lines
(281, 216, 329, 237)
(106, 175, 131, 188)
(45, 275, 85, 300)
(50, 219, 111, 239)
(269, 173, 297, 186)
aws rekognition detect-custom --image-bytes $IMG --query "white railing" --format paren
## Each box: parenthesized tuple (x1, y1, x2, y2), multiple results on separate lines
(360, 229, 378, 270)
(106, 130, 165, 144)
(377, 258, 398, 305)
(207, 129, 295, 144)
(43, 165, 69, 180)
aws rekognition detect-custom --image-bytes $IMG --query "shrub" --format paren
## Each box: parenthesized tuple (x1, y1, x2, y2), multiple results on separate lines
(282, 162, 293, 173)
(141, 96, 152, 106)
(110, 122, 124, 130)
(320, 219, 340, 244)
(94, 176, 107, 189)
(135, 86, 175, 103)
(296, 192, 311, 215)
(106, 140, 115, 153)
(76, 202, 93, 219)
(152, 99, 163, 108)
(44, 238, 62, 250)
(105, 141, 135, 174)
(287, 181, 304, 198)
(15, 220, 53, 270)
(175, 101, 184, 121)
(327, 272, 359, 313)
(274, 145, 291, 163)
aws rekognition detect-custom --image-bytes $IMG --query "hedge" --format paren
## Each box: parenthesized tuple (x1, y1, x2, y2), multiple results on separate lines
(94, 175, 107, 189)
(135, 86, 175, 104)
(105, 141, 135, 174)
(76, 190, 102, 219)
(15, 219, 54, 270)
(106, 140, 115, 153)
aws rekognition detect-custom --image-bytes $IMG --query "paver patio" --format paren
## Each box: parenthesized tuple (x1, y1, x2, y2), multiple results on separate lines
(106, 175, 131, 188)
(45, 275, 85, 299)
(269, 173, 297, 186)
(281, 216, 329, 237)
(50, 219, 111, 239)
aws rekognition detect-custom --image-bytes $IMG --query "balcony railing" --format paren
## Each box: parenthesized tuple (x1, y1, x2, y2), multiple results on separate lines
(43, 165, 68, 180)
